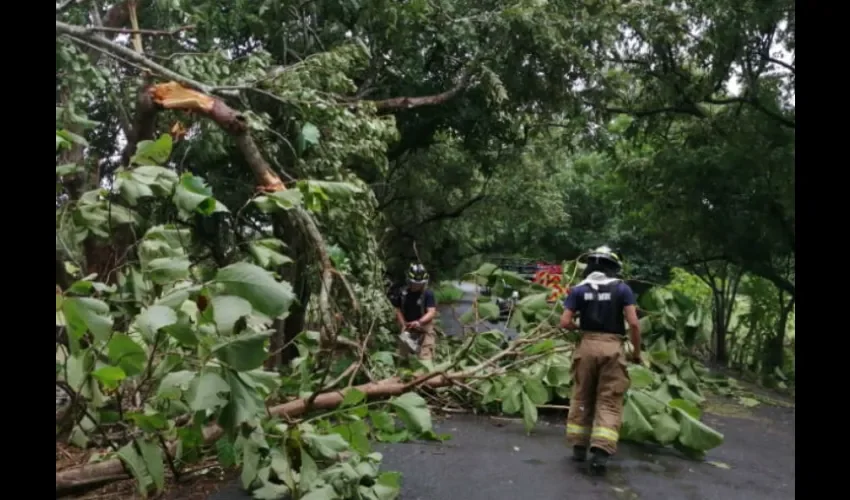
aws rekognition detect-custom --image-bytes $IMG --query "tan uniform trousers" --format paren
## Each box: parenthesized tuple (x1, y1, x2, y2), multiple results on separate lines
(398, 322, 436, 361)
(566, 333, 631, 455)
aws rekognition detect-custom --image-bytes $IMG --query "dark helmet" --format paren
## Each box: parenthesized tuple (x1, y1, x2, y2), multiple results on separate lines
(407, 263, 429, 285)
(581, 245, 622, 273)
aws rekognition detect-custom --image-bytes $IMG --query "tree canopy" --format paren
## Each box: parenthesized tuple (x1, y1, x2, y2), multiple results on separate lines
(55, 0, 794, 498)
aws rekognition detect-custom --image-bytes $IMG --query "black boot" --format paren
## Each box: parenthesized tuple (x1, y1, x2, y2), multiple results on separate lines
(589, 448, 610, 476)
(572, 445, 587, 462)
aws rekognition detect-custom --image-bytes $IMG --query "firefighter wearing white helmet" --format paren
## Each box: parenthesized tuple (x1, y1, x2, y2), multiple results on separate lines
(559, 246, 642, 475)
(393, 263, 438, 361)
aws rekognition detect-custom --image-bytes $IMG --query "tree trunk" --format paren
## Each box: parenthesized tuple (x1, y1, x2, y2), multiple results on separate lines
(762, 293, 795, 379)
(265, 217, 311, 370)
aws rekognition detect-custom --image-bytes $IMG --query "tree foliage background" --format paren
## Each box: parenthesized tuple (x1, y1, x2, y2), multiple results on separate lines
(55, 0, 794, 498)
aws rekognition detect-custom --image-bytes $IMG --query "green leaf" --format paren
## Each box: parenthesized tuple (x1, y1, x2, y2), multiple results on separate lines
(126, 411, 168, 433)
(298, 122, 321, 151)
(523, 339, 554, 355)
(241, 440, 261, 490)
(650, 412, 681, 445)
(163, 313, 199, 346)
(211, 295, 253, 335)
(138, 438, 165, 493)
(472, 263, 498, 277)
(521, 393, 538, 434)
(477, 301, 500, 320)
(668, 398, 702, 419)
(627, 365, 655, 389)
(545, 364, 571, 387)
(220, 370, 265, 427)
(188, 372, 231, 413)
(300, 485, 337, 500)
(212, 331, 272, 371)
(389, 392, 432, 434)
(248, 239, 293, 268)
(254, 190, 305, 213)
(501, 382, 522, 414)
(517, 293, 549, 313)
(251, 480, 291, 500)
(522, 379, 549, 405)
(215, 262, 294, 317)
(107, 334, 147, 376)
(341, 388, 366, 408)
(57, 129, 89, 147)
(132, 134, 173, 166)
(135, 305, 178, 342)
(92, 366, 126, 389)
(57, 163, 84, 176)
(621, 396, 654, 442)
(369, 411, 395, 432)
(303, 431, 350, 459)
(157, 370, 196, 400)
(674, 407, 724, 452)
(371, 471, 402, 500)
(173, 173, 227, 215)
(299, 180, 364, 198)
(63, 297, 113, 345)
(145, 257, 190, 285)
(629, 389, 666, 416)
(117, 442, 151, 496)
(299, 448, 319, 491)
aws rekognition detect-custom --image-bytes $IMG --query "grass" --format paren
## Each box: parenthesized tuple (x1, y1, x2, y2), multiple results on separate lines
(433, 281, 465, 304)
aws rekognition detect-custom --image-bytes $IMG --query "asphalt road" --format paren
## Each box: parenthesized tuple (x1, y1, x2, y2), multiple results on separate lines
(436, 281, 519, 340)
(207, 283, 795, 500)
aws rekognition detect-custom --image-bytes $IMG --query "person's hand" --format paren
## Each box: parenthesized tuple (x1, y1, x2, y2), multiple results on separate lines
(407, 320, 421, 329)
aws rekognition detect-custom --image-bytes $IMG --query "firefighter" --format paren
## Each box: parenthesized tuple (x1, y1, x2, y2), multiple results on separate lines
(393, 263, 438, 361)
(559, 246, 642, 475)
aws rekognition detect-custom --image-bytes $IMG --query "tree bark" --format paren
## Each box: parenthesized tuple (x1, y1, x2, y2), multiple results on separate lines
(56, 374, 456, 494)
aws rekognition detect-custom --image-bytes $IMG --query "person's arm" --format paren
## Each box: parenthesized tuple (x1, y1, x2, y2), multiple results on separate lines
(621, 284, 642, 361)
(559, 290, 579, 329)
(395, 308, 407, 331)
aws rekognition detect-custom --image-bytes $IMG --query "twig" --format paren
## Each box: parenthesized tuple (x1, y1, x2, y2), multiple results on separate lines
(77, 24, 194, 37)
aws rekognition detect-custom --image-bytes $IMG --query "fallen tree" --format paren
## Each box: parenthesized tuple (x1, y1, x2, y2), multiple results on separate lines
(56, 6, 733, 499)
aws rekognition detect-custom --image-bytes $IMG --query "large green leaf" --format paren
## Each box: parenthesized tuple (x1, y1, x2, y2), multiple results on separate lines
(211, 295, 253, 335)
(173, 173, 228, 216)
(521, 393, 538, 434)
(145, 257, 190, 285)
(188, 372, 231, 413)
(63, 297, 113, 346)
(212, 331, 272, 371)
(248, 239, 293, 268)
(389, 392, 432, 434)
(477, 301, 500, 320)
(674, 408, 724, 452)
(131, 133, 173, 166)
(138, 438, 165, 493)
(628, 365, 656, 389)
(215, 262, 294, 317)
(220, 370, 265, 428)
(523, 378, 549, 405)
(621, 396, 654, 442)
(303, 431, 350, 459)
(668, 398, 702, 419)
(651, 412, 681, 445)
(107, 334, 147, 376)
(134, 305, 178, 342)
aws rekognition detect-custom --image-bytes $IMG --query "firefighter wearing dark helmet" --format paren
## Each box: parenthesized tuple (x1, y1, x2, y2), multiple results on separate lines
(559, 246, 642, 475)
(393, 263, 438, 361)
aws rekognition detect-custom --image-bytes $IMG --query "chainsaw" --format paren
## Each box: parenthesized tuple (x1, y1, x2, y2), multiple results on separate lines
(399, 330, 421, 353)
